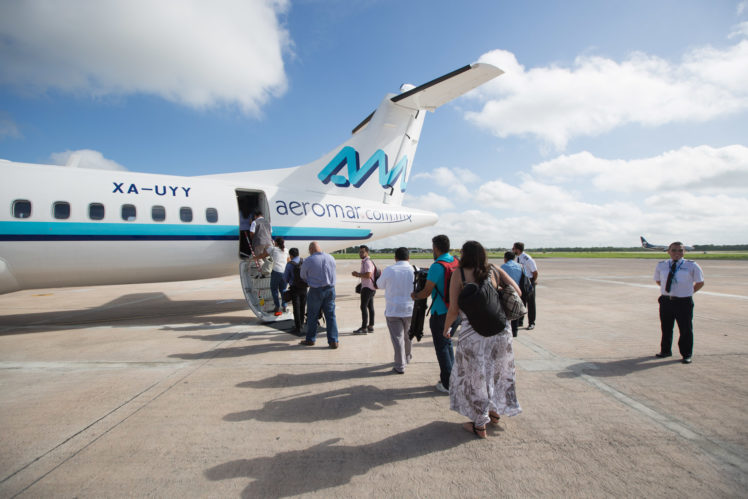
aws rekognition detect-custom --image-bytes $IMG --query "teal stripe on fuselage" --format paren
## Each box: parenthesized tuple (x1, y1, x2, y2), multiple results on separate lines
(0, 221, 236, 237)
(0, 221, 372, 241)
(272, 226, 371, 239)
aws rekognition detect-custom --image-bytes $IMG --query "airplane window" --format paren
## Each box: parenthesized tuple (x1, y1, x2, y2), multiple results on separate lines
(53, 201, 71, 220)
(152, 205, 166, 222)
(206, 207, 218, 223)
(122, 204, 136, 221)
(12, 200, 31, 219)
(180, 207, 193, 222)
(89, 203, 105, 220)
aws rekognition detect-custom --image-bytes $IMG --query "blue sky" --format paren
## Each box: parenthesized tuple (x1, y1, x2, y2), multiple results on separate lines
(1, 0, 747, 248)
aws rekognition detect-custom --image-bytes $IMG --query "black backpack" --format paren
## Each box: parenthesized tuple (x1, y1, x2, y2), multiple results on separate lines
(519, 271, 534, 297)
(369, 260, 382, 288)
(291, 259, 308, 291)
(457, 267, 506, 337)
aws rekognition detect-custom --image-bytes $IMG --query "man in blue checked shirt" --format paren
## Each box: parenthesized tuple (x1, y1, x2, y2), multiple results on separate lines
(299, 242, 340, 349)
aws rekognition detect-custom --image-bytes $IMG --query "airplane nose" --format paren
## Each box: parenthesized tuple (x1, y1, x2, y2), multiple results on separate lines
(411, 209, 438, 230)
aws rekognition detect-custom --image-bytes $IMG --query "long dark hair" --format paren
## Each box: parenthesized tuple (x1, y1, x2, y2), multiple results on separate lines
(274, 236, 285, 250)
(460, 240, 489, 283)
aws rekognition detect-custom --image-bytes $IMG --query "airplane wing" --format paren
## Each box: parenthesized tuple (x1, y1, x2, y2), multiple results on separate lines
(391, 63, 503, 111)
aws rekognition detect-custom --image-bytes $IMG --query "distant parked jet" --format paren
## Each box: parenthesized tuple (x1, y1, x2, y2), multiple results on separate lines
(640, 237, 694, 251)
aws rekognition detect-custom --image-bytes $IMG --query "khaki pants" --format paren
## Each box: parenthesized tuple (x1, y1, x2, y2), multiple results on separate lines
(386, 316, 413, 372)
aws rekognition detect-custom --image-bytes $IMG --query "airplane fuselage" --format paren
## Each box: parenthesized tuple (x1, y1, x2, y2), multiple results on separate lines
(0, 160, 436, 294)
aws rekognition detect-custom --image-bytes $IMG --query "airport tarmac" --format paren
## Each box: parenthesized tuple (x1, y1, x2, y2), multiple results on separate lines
(0, 258, 746, 498)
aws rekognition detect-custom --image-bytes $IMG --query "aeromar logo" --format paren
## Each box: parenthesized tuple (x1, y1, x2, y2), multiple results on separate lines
(317, 146, 408, 192)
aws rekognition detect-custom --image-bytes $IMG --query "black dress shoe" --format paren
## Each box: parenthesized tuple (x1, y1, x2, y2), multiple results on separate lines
(682, 356, 692, 364)
(655, 352, 672, 358)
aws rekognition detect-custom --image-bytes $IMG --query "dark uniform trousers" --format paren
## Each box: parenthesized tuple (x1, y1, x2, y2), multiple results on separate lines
(658, 295, 694, 357)
(519, 287, 536, 325)
(291, 288, 307, 332)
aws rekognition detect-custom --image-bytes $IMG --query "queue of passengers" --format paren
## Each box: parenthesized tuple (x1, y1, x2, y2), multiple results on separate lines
(264, 229, 704, 440)
(259, 234, 523, 439)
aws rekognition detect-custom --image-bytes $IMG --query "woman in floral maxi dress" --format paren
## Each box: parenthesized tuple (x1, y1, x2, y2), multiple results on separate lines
(442, 240, 522, 438)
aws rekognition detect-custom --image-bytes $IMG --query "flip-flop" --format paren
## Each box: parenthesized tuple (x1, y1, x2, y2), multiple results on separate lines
(462, 422, 487, 439)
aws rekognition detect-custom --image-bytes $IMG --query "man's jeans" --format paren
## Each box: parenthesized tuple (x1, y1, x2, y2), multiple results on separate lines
(305, 286, 339, 344)
(430, 313, 454, 388)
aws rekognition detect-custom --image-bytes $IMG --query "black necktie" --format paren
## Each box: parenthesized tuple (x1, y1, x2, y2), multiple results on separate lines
(665, 260, 677, 293)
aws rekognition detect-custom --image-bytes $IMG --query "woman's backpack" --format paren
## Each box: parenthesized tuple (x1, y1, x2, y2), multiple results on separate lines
(457, 267, 507, 337)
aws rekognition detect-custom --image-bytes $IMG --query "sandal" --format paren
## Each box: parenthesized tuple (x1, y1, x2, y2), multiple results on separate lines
(489, 412, 501, 426)
(462, 422, 487, 439)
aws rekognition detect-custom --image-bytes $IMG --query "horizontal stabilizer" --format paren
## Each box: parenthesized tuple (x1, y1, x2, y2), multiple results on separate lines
(391, 63, 503, 111)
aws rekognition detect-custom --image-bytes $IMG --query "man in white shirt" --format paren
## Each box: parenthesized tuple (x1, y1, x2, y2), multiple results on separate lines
(376, 247, 415, 374)
(513, 242, 538, 330)
(654, 242, 704, 364)
(249, 210, 272, 260)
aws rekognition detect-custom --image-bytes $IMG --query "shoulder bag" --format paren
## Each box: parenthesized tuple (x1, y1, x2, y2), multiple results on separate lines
(492, 265, 527, 321)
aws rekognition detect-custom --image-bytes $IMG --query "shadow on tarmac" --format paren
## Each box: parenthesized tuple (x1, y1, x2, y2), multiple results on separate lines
(204, 421, 467, 497)
(0, 292, 258, 334)
(238, 364, 393, 389)
(225, 384, 442, 423)
(559, 355, 683, 378)
(169, 341, 305, 360)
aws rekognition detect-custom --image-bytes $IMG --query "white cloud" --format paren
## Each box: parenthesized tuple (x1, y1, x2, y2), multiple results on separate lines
(465, 36, 748, 150)
(738, 2, 747, 16)
(0, 113, 21, 140)
(413, 166, 474, 197)
(49, 149, 128, 171)
(403, 192, 454, 212)
(475, 177, 577, 212)
(376, 144, 748, 249)
(453, 167, 481, 184)
(0, 0, 290, 114)
(532, 145, 748, 193)
(729, 21, 748, 38)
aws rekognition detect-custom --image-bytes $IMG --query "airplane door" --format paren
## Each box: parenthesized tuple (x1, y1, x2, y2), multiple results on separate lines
(235, 189, 289, 323)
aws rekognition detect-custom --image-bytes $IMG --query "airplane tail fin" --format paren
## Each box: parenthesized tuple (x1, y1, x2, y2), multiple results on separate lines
(291, 63, 503, 206)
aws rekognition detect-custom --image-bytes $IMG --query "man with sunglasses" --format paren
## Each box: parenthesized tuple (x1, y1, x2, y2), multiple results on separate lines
(654, 242, 704, 364)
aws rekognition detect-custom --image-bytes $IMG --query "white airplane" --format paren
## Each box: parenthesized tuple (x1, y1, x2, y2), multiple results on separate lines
(640, 236, 694, 251)
(0, 62, 503, 320)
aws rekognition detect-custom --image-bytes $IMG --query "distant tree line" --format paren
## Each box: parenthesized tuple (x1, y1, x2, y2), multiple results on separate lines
(521, 244, 748, 252)
(335, 244, 748, 254)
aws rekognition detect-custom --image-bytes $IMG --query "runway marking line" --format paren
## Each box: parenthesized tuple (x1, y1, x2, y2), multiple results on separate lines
(583, 278, 748, 300)
(515, 335, 748, 477)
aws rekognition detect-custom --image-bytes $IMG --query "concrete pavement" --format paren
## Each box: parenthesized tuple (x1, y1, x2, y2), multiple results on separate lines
(1, 258, 746, 497)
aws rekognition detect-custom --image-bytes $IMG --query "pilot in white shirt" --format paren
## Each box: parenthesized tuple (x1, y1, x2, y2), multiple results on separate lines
(653, 242, 704, 364)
